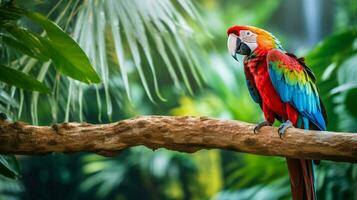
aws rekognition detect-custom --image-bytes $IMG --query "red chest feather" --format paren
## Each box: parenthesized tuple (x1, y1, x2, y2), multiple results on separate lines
(244, 58, 298, 124)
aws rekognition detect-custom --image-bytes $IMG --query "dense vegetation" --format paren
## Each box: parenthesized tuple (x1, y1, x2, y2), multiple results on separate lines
(0, 0, 356, 199)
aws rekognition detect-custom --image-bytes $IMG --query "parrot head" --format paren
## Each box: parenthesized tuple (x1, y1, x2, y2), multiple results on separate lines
(227, 25, 282, 60)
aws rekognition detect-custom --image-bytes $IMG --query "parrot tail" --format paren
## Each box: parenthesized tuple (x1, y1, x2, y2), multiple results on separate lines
(286, 158, 315, 200)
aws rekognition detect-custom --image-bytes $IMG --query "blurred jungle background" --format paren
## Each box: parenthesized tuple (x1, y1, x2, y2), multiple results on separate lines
(0, 0, 356, 199)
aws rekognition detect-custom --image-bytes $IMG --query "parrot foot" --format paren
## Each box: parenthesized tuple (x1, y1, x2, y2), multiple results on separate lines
(0, 112, 7, 121)
(253, 120, 271, 134)
(278, 120, 293, 138)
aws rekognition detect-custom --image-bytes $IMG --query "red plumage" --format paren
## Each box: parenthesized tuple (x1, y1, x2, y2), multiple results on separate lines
(246, 48, 315, 200)
(243, 56, 299, 125)
(228, 25, 321, 200)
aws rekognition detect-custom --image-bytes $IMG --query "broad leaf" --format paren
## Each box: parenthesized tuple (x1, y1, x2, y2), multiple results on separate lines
(345, 88, 357, 118)
(23, 11, 101, 84)
(306, 28, 357, 59)
(305, 28, 357, 77)
(0, 64, 50, 93)
(0, 155, 20, 179)
(2, 26, 50, 61)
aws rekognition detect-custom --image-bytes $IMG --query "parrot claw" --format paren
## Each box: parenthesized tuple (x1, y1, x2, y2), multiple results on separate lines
(0, 112, 7, 121)
(278, 120, 293, 139)
(253, 120, 271, 134)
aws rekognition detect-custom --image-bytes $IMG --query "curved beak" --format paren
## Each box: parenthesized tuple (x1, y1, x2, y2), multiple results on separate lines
(227, 34, 238, 60)
(227, 34, 251, 60)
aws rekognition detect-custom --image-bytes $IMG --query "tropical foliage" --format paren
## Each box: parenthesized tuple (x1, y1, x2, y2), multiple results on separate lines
(0, 0, 356, 200)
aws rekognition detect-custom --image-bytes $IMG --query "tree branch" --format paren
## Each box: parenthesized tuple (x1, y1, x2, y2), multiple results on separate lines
(0, 116, 356, 162)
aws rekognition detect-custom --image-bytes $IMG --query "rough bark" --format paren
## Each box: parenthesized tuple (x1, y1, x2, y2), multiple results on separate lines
(0, 116, 356, 162)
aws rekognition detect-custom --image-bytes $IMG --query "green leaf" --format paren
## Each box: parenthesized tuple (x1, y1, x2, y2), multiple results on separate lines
(23, 10, 101, 84)
(2, 34, 40, 59)
(0, 64, 51, 93)
(306, 28, 357, 59)
(305, 28, 357, 77)
(345, 88, 357, 118)
(0, 155, 20, 179)
(0, 6, 22, 22)
(2, 26, 50, 61)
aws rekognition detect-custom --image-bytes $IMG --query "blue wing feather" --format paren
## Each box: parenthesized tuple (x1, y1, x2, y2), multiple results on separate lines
(267, 49, 326, 131)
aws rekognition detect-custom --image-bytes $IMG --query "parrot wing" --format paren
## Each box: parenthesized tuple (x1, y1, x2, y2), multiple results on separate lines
(267, 49, 326, 130)
(244, 65, 262, 105)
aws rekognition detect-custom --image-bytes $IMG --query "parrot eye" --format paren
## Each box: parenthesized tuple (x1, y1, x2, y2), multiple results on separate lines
(246, 31, 251, 36)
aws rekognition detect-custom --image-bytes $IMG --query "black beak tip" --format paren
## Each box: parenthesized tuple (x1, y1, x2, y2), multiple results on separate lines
(235, 38, 251, 56)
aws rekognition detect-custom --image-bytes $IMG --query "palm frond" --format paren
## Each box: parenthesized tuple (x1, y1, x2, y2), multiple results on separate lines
(0, 176, 23, 200)
(67, 0, 205, 120)
(3, 0, 205, 123)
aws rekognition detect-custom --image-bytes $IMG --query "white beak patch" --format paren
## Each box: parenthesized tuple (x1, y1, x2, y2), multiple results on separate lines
(227, 34, 238, 57)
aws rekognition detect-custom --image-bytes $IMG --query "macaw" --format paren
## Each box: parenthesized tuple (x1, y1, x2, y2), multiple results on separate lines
(227, 25, 327, 200)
